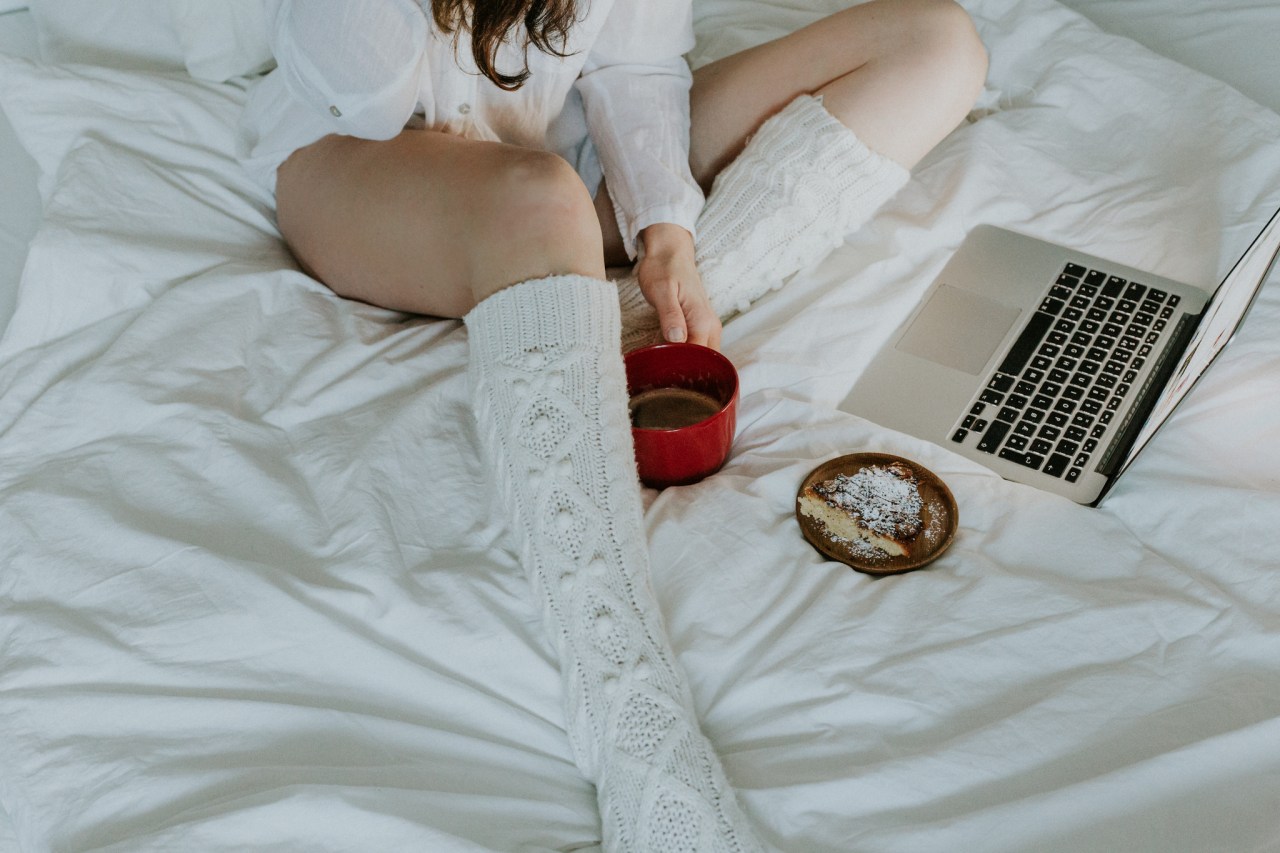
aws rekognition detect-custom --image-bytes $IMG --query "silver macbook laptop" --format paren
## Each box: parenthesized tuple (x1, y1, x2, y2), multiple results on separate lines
(839, 207, 1280, 505)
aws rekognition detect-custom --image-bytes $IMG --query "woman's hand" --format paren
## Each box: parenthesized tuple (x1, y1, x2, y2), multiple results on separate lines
(635, 223, 722, 350)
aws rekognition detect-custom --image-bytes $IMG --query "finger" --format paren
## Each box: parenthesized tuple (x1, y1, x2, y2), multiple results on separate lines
(684, 301, 721, 349)
(650, 280, 688, 344)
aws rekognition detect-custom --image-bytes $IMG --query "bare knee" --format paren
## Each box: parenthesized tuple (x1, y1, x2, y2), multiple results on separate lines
(895, 0, 989, 105)
(468, 148, 605, 306)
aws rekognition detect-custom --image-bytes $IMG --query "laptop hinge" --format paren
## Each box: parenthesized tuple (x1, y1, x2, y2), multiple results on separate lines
(1095, 310, 1201, 480)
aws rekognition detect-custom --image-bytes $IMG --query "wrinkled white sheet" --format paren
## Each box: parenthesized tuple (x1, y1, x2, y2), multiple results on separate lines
(2, 0, 1280, 851)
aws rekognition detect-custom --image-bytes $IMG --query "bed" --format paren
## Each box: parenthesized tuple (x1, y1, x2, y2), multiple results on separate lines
(1, 1, 1278, 850)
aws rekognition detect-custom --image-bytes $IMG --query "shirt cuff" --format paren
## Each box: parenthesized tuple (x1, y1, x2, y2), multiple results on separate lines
(616, 200, 703, 261)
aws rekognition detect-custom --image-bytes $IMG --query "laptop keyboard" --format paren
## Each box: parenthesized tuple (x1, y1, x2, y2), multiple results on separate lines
(949, 262, 1180, 483)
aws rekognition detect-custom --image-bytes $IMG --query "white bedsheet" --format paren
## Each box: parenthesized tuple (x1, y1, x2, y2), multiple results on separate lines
(2, 0, 1280, 851)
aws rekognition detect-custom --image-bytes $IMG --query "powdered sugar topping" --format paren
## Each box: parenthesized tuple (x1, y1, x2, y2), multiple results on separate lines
(814, 463, 924, 540)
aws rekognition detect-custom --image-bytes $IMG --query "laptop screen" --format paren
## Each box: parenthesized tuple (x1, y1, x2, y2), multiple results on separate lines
(1117, 205, 1280, 477)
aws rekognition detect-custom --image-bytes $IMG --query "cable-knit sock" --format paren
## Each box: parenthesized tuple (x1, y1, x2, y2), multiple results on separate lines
(464, 274, 763, 853)
(619, 93, 910, 349)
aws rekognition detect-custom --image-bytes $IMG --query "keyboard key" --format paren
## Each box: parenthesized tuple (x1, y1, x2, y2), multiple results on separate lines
(998, 311, 1055, 377)
(1058, 273, 1082, 287)
(1079, 284, 1098, 298)
(1069, 373, 1091, 388)
(1032, 394, 1054, 410)
(1008, 394, 1029, 409)
(1062, 385, 1084, 400)
(1006, 434, 1029, 451)
(1078, 360, 1100, 376)
(1039, 425, 1062, 441)
(971, 402, 986, 416)
(1100, 411, 1114, 425)
(1000, 448, 1045, 470)
(1048, 411, 1069, 428)
(1041, 382, 1063, 397)
(1066, 425, 1087, 442)
(1057, 356, 1078, 372)
(1024, 368, 1045, 383)
(1085, 270, 1107, 286)
(1057, 439, 1080, 456)
(1043, 453, 1070, 478)
(1091, 424, 1107, 439)
(1088, 386, 1108, 402)
(1040, 297, 1065, 315)
(952, 429, 968, 443)
(1118, 299, 1138, 313)
(973, 419, 989, 431)
(1039, 343, 1061, 358)
(1168, 294, 1180, 307)
(1023, 408, 1045, 424)
(962, 415, 976, 429)
(977, 420, 1010, 453)
(1149, 288, 1168, 302)
(1031, 439, 1053, 455)
(1081, 399, 1102, 415)
(1014, 421, 1036, 437)
(1050, 285, 1073, 301)
(1031, 355, 1053, 371)
(998, 407, 1019, 423)
(1103, 276, 1126, 297)
(1066, 467, 1082, 483)
(989, 373, 1015, 392)
(1083, 438, 1098, 453)
(1063, 307, 1083, 322)
(1064, 263, 1086, 277)
(980, 390, 1004, 405)
(1054, 399, 1076, 414)
(1015, 380, 1037, 396)
(1072, 412, 1095, 428)
(1124, 282, 1147, 301)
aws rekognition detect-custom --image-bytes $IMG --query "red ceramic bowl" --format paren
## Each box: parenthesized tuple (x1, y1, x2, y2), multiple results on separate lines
(623, 343, 739, 489)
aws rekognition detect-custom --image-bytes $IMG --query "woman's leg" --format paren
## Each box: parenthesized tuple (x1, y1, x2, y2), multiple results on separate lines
(608, 0, 987, 345)
(688, 0, 989, 184)
(276, 133, 761, 852)
(277, 129, 606, 316)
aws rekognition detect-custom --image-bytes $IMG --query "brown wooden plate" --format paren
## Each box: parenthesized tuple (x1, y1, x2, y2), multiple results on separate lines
(795, 453, 958, 575)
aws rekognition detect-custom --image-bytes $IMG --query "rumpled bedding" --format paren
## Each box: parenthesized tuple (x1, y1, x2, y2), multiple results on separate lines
(1, 0, 1279, 850)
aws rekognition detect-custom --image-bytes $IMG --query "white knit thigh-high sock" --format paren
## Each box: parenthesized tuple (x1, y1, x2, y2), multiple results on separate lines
(620, 94, 910, 350)
(465, 275, 762, 853)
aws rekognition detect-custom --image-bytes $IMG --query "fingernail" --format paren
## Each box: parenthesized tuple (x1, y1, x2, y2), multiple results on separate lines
(666, 327, 686, 343)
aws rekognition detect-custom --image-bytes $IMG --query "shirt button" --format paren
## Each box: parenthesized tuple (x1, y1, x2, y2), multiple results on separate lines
(457, 103, 471, 115)
(329, 105, 342, 117)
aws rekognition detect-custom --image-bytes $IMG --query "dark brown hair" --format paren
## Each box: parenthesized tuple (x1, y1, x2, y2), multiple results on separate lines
(431, 0, 579, 91)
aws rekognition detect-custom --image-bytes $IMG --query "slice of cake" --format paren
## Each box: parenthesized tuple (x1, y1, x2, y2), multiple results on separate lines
(798, 462, 924, 558)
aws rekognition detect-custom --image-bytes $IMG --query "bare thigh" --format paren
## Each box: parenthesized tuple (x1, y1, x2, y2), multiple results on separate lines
(277, 130, 606, 317)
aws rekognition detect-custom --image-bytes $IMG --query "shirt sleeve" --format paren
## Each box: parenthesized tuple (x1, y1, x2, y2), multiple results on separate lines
(576, 0, 705, 260)
(267, 0, 428, 141)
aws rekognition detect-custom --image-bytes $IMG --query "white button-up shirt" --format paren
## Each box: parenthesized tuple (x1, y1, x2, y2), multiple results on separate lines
(241, 0, 705, 258)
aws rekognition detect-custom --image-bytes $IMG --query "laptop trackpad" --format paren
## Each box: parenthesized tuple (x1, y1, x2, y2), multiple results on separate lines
(895, 284, 1022, 376)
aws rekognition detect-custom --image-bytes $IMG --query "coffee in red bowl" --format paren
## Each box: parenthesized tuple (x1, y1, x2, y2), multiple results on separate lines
(623, 343, 738, 489)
